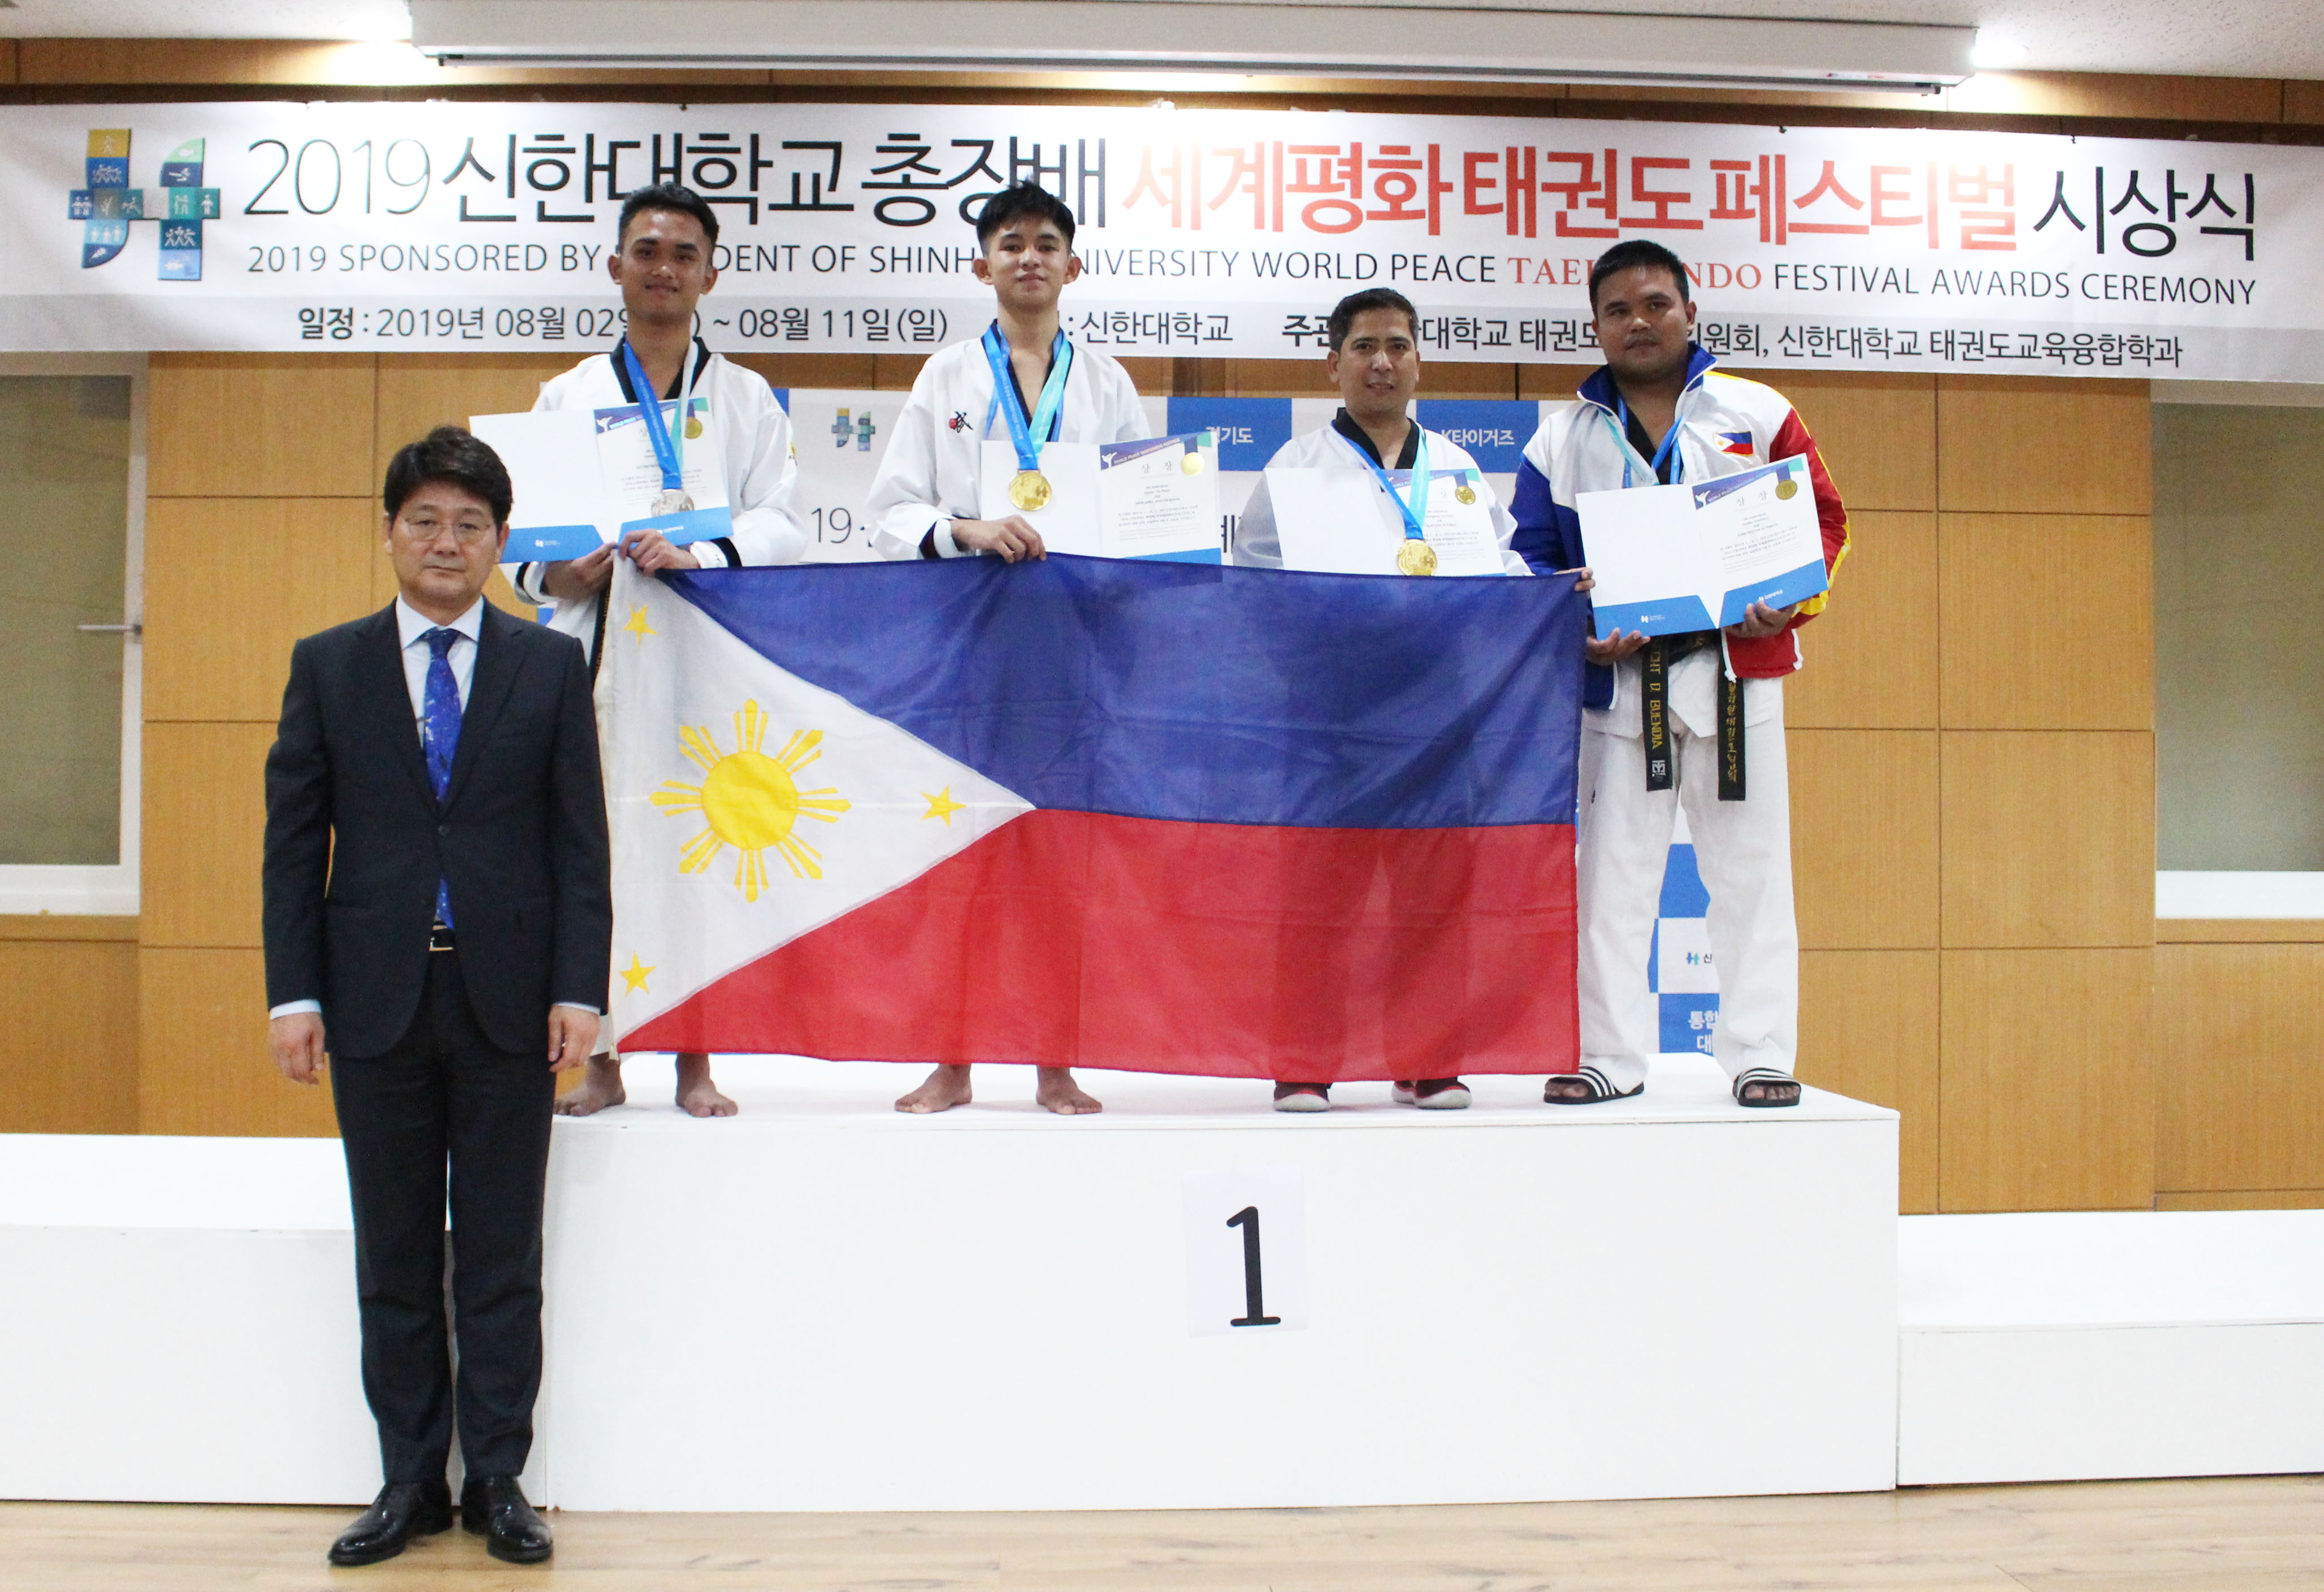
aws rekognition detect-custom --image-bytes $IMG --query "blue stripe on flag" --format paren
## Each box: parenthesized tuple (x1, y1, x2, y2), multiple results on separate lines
(668, 554, 1586, 830)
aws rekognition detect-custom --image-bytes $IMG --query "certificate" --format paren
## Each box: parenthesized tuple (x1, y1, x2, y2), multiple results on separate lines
(1576, 456, 1828, 637)
(1265, 464, 1506, 577)
(469, 400, 732, 563)
(978, 432, 1221, 561)
(1095, 433, 1222, 563)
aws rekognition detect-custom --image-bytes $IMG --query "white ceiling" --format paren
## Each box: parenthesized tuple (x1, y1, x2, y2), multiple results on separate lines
(11, 0, 2323, 81)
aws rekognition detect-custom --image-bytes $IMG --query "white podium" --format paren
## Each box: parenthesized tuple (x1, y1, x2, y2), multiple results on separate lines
(536, 1055, 1899, 1510)
(0, 1056, 1900, 1509)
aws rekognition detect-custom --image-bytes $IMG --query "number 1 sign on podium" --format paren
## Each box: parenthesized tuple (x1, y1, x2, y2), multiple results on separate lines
(1183, 1168, 1308, 1335)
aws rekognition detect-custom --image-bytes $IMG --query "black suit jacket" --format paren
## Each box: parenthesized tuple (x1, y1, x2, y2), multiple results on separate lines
(262, 601, 612, 1059)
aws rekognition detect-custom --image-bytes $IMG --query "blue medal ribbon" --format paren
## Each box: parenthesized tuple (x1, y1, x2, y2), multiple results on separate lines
(1339, 424, 1433, 542)
(619, 338, 692, 492)
(981, 322, 1073, 467)
(1608, 396, 1684, 489)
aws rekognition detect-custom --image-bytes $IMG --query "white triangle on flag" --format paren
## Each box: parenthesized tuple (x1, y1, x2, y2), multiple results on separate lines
(595, 560, 1033, 1043)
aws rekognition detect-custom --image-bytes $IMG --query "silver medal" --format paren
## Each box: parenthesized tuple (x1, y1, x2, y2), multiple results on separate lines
(651, 488, 694, 515)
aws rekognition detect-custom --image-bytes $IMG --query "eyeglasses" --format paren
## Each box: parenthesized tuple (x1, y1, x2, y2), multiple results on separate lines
(397, 515, 498, 546)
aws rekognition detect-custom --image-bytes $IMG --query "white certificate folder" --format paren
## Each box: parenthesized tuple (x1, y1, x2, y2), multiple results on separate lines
(1576, 456, 1828, 637)
(469, 401, 732, 561)
(977, 433, 1222, 562)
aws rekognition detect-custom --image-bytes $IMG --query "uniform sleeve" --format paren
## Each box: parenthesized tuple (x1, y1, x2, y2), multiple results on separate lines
(866, 363, 956, 561)
(719, 382, 809, 566)
(1768, 406, 1849, 625)
(1106, 362, 1151, 443)
(1489, 491, 1531, 577)
(1508, 448, 1582, 576)
(1228, 470, 1282, 569)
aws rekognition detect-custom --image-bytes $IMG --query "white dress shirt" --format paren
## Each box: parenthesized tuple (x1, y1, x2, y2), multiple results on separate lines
(269, 597, 595, 1023)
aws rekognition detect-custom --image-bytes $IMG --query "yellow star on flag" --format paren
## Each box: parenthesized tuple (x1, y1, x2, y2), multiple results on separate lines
(623, 605, 656, 643)
(921, 786, 966, 825)
(619, 952, 655, 993)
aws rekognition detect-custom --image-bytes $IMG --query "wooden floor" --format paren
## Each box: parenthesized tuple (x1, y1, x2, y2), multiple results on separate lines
(3, 1477, 2321, 1590)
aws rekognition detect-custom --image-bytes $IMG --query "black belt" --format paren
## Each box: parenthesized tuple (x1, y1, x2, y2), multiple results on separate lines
(1640, 633, 1746, 802)
(429, 923, 457, 952)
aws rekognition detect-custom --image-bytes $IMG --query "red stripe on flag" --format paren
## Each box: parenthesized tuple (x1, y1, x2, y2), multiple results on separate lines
(623, 810, 1579, 1081)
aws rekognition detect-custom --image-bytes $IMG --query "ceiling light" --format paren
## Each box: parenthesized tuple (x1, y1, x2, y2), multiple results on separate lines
(413, 1, 1977, 94)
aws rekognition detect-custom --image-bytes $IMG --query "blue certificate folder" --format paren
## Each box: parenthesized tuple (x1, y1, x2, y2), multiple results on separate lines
(1577, 456, 1828, 639)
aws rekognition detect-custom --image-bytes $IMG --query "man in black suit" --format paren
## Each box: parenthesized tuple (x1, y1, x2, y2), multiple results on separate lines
(264, 426, 610, 1568)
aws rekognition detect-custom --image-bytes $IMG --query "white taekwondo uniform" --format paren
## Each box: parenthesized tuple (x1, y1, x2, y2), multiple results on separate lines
(865, 328, 1148, 560)
(1229, 410, 1529, 576)
(505, 339, 805, 660)
(1512, 348, 1850, 1099)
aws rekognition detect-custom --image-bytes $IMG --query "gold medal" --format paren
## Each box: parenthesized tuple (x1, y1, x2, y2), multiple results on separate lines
(1181, 452, 1205, 475)
(1454, 481, 1476, 505)
(1008, 469, 1052, 512)
(1774, 478, 1798, 500)
(1397, 539, 1439, 577)
(684, 415, 705, 440)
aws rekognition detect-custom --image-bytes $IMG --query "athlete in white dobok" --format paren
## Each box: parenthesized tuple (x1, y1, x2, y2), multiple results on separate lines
(1233, 287, 1558, 1115)
(505, 181, 807, 1121)
(864, 180, 1146, 1114)
(1511, 239, 1851, 1110)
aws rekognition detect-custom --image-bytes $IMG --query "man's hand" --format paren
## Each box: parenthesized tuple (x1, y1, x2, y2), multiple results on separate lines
(1725, 599, 1799, 641)
(1585, 628, 1649, 665)
(548, 1006, 600, 1074)
(949, 516, 1047, 563)
(540, 544, 617, 600)
(271, 1012, 328, 1085)
(1559, 564, 1596, 594)
(618, 527, 703, 573)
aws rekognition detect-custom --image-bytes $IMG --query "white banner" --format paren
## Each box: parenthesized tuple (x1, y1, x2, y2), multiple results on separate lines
(13, 102, 2318, 379)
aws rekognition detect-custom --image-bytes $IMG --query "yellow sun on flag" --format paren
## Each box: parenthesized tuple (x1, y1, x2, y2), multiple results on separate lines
(651, 700, 851, 900)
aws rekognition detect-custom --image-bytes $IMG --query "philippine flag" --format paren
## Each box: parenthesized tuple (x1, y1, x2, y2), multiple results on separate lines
(597, 555, 1586, 1081)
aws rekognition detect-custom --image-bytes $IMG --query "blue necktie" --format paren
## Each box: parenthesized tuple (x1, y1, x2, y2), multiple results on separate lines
(421, 628, 463, 930)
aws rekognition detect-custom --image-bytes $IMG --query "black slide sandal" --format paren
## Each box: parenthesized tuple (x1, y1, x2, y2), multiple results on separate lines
(1732, 1068, 1802, 1108)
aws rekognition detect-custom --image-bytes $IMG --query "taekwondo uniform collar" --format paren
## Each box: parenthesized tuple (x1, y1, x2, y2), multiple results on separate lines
(1575, 341, 1719, 422)
(1330, 406, 1422, 469)
(609, 335, 714, 404)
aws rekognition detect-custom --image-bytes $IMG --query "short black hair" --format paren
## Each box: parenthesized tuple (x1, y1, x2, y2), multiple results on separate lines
(384, 426, 513, 525)
(618, 181, 719, 249)
(974, 181, 1076, 249)
(1326, 287, 1418, 350)
(1588, 239, 1692, 313)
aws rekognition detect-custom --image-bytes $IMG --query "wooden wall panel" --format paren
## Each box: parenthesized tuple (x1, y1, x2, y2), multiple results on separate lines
(1757, 369, 1937, 514)
(2291, 80, 2324, 124)
(0, 937, 138, 1134)
(1785, 511, 1937, 730)
(143, 498, 378, 723)
(148, 354, 375, 499)
(141, 723, 273, 951)
(1515, 365, 1598, 401)
(1940, 732, 2156, 949)
(1789, 730, 1939, 950)
(137, 948, 338, 1138)
(1939, 513, 2153, 730)
(1936, 377, 2152, 516)
(2159, 1189, 2324, 1211)
(374, 353, 576, 478)
(1940, 948, 2155, 1211)
(1799, 949, 1939, 1213)
(2156, 943, 2324, 1194)
(726, 352, 879, 391)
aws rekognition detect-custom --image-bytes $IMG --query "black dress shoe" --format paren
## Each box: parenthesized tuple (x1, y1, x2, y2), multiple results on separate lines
(461, 1474, 553, 1564)
(328, 1480, 453, 1567)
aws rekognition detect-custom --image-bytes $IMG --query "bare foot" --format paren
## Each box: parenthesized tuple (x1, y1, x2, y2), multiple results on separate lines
(896, 1063, 973, 1114)
(1035, 1066, 1102, 1115)
(554, 1056, 627, 1117)
(674, 1051, 738, 1118)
